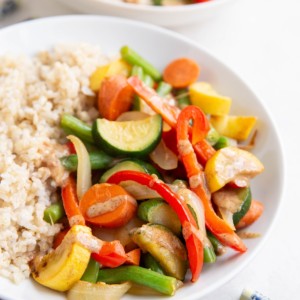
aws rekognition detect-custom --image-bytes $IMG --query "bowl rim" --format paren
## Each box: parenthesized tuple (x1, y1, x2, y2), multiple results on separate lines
(0, 14, 286, 300)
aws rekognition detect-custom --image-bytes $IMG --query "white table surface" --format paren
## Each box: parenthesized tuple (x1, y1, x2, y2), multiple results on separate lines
(1, 0, 299, 299)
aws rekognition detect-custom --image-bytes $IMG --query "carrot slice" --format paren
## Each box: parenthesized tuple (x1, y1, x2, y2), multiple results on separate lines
(236, 200, 264, 229)
(125, 248, 141, 266)
(79, 183, 137, 228)
(163, 58, 200, 88)
(98, 74, 134, 120)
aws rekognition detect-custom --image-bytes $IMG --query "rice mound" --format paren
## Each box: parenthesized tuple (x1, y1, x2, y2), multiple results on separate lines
(0, 44, 108, 283)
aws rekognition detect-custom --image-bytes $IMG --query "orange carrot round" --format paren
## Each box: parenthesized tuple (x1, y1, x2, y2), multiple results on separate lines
(79, 183, 137, 228)
(98, 74, 134, 120)
(163, 57, 200, 88)
(236, 200, 264, 229)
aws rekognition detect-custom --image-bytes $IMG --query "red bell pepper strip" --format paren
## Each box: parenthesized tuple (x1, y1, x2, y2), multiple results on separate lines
(127, 76, 181, 129)
(61, 175, 86, 227)
(177, 106, 247, 253)
(92, 240, 127, 268)
(127, 76, 216, 166)
(107, 170, 203, 282)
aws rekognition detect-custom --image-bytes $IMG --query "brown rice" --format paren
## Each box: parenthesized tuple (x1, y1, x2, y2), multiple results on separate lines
(0, 43, 109, 283)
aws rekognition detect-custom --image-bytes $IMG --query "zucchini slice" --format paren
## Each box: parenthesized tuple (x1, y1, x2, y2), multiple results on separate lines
(233, 187, 252, 225)
(100, 159, 162, 183)
(131, 224, 188, 281)
(137, 199, 181, 236)
(92, 114, 162, 157)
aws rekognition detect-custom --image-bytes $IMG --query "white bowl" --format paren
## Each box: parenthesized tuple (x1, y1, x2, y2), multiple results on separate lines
(0, 15, 284, 300)
(55, 0, 237, 27)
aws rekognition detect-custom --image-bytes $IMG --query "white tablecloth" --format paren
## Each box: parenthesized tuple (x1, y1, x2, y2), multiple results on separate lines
(1, 0, 299, 299)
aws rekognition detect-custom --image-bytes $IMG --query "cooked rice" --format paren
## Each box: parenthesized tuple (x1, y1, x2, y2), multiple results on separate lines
(0, 43, 109, 283)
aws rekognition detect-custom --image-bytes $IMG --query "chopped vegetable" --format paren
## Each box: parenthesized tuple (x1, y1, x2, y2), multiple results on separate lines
(60, 150, 113, 172)
(236, 200, 264, 229)
(176, 105, 247, 253)
(43, 201, 65, 224)
(120, 46, 161, 81)
(204, 146, 264, 193)
(107, 170, 203, 282)
(137, 198, 181, 235)
(163, 57, 200, 88)
(92, 114, 163, 157)
(79, 183, 137, 228)
(92, 240, 127, 268)
(142, 252, 165, 274)
(97, 266, 182, 296)
(67, 135, 92, 200)
(81, 258, 100, 283)
(125, 248, 141, 266)
(61, 114, 93, 144)
(98, 74, 134, 121)
(189, 82, 232, 116)
(210, 115, 257, 141)
(61, 176, 85, 227)
(156, 81, 172, 96)
(32, 225, 92, 291)
(67, 280, 132, 300)
(131, 224, 188, 280)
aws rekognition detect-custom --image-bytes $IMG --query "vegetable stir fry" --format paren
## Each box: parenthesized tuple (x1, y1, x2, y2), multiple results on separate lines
(34, 45, 264, 299)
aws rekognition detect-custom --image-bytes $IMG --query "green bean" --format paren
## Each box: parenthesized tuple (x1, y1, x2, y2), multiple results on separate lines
(43, 202, 65, 224)
(97, 266, 182, 296)
(156, 81, 172, 96)
(143, 73, 155, 88)
(142, 253, 165, 275)
(81, 258, 100, 283)
(131, 65, 144, 80)
(203, 245, 216, 263)
(176, 88, 191, 109)
(60, 150, 113, 172)
(120, 46, 161, 81)
(207, 230, 226, 256)
(214, 136, 230, 150)
(152, 0, 163, 5)
(206, 126, 220, 146)
(61, 114, 93, 143)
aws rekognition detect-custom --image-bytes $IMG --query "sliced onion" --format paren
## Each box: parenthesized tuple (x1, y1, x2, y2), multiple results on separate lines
(150, 139, 178, 170)
(67, 280, 132, 300)
(218, 207, 235, 230)
(170, 183, 212, 247)
(120, 180, 160, 200)
(67, 135, 91, 200)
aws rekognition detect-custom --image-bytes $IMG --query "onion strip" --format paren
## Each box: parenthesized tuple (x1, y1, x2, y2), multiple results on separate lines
(67, 135, 91, 200)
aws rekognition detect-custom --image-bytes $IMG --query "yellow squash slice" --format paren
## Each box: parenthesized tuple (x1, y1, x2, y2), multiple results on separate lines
(205, 146, 264, 193)
(32, 225, 92, 291)
(189, 82, 232, 116)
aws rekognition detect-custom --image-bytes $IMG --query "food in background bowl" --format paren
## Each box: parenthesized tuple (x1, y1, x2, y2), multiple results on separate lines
(111, 0, 210, 6)
(0, 16, 284, 300)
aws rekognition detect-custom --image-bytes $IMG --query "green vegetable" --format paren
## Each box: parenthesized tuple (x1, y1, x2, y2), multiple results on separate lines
(61, 114, 93, 144)
(176, 88, 191, 109)
(92, 114, 162, 157)
(131, 224, 188, 280)
(233, 187, 252, 225)
(203, 245, 216, 263)
(156, 81, 172, 96)
(142, 253, 165, 274)
(120, 46, 161, 81)
(131, 65, 144, 80)
(213, 136, 230, 149)
(81, 258, 100, 283)
(143, 74, 155, 88)
(100, 159, 146, 182)
(206, 126, 220, 146)
(207, 230, 226, 256)
(43, 202, 65, 224)
(97, 266, 182, 296)
(60, 150, 113, 172)
(138, 199, 181, 235)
